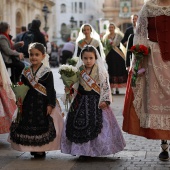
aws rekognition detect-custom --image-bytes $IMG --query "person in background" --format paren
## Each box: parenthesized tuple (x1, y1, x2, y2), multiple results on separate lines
(0, 52, 17, 134)
(125, 14, 138, 72)
(73, 24, 105, 60)
(0, 21, 24, 84)
(61, 40, 75, 64)
(15, 26, 27, 43)
(123, 0, 170, 161)
(9, 42, 63, 158)
(61, 45, 125, 158)
(43, 32, 52, 57)
(121, 14, 138, 47)
(103, 23, 127, 95)
(58, 44, 64, 64)
(50, 43, 59, 67)
(21, 19, 46, 62)
(29, 20, 46, 47)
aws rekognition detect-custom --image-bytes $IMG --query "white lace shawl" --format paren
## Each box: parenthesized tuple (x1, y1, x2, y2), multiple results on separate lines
(42, 53, 50, 68)
(132, 0, 170, 129)
(22, 64, 51, 83)
(132, 0, 170, 70)
(134, 0, 170, 46)
(103, 33, 123, 47)
(0, 52, 16, 101)
(102, 23, 126, 56)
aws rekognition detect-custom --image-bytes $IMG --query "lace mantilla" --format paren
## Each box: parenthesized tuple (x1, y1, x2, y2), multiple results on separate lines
(132, 41, 170, 130)
(22, 64, 51, 82)
(134, 1, 170, 46)
(0, 52, 16, 101)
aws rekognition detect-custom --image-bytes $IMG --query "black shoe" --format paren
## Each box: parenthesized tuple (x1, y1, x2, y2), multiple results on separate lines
(34, 152, 46, 158)
(115, 90, 119, 95)
(159, 151, 169, 161)
(30, 152, 36, 156)
(78, 155, 91, 160)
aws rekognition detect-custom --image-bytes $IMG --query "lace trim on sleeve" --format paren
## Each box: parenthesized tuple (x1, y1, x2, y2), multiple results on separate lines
(134, 4, 148, 46)
(99, 73, 112, 103)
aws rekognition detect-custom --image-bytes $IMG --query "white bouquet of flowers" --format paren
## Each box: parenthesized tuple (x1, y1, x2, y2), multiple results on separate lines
(59, 64, 79, 110)
(67, 56, 79, 66)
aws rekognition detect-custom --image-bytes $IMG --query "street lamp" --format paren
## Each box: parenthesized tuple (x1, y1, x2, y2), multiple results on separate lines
(70, 16, 75, 28)
(42, 4, 50, 32)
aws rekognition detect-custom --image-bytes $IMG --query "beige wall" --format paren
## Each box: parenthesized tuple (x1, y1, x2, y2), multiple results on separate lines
(102, 0, 144, 32)
(0, 0, 55, 40)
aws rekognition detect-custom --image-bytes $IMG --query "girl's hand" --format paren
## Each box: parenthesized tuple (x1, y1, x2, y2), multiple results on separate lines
(99, 102, 108, 109)
(19, 41, 24, 47)
(47, 105, 53, 115)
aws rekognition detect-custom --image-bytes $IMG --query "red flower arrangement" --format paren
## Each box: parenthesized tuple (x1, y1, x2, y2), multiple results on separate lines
(17, 81, 24, 85)
(130, 44, 150, 87)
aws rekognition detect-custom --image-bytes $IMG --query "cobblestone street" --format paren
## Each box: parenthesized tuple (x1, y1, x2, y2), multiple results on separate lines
(0, 68, 170, 170)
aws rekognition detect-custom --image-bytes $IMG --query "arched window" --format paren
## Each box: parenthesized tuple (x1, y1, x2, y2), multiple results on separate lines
(61, 4, 66, 13)
(16, 11, 23, 34)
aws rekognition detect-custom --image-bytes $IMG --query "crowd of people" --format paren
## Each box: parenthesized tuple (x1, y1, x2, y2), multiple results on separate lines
(0, 0, 170, 162)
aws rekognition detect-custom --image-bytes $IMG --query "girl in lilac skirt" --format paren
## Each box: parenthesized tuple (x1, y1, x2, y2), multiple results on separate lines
(61, 45, 125, 157)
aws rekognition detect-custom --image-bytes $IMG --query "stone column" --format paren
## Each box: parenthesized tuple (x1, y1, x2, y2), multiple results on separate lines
(102, 0, 115, 20)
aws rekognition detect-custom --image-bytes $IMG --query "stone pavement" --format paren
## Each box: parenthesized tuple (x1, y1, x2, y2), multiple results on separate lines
(0, 68, 170, 170)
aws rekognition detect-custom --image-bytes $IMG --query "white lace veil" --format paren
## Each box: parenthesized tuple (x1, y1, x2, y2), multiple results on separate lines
(144, 0, 155, 3)
(73, 23, 105, 60)
(103, 22, 124, 40)
(75, 45, 112, 104)
(42, 53, 50, 68)
(0, 52, 16, 101)
(103, 22, 126, 56)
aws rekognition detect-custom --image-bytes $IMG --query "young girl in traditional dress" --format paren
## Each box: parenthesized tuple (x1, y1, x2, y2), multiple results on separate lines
(61, 45, 125, 158)
(9, 42, 63, 158)
(0, 52, 17, 134)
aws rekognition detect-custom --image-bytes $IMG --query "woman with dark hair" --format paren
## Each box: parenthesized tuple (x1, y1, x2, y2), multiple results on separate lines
(0, 21, 25, 84)
(29, 20, 46, 47)
(61, 45, 125, 158)
(73, 24, 105, 60)
(21, 19, 47, 60)
(103, 23, 128, 95)
(10, 42, 63, 158)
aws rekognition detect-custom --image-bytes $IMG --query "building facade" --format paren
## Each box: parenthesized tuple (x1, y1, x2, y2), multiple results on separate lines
(54, 0, 105, 45)
(102, 0, 144, 33)
(0, 0, 55, 40)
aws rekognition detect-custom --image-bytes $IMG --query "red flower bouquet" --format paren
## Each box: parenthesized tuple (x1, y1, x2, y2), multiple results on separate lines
(130, 44, 150, 87)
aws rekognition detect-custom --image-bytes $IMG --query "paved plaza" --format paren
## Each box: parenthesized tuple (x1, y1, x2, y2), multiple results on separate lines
(0, 68, 170, 170)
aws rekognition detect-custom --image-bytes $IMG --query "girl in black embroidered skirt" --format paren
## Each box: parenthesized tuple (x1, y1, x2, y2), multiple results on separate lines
(9, 42, 63, 158)
(61, 45, 125, 157)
